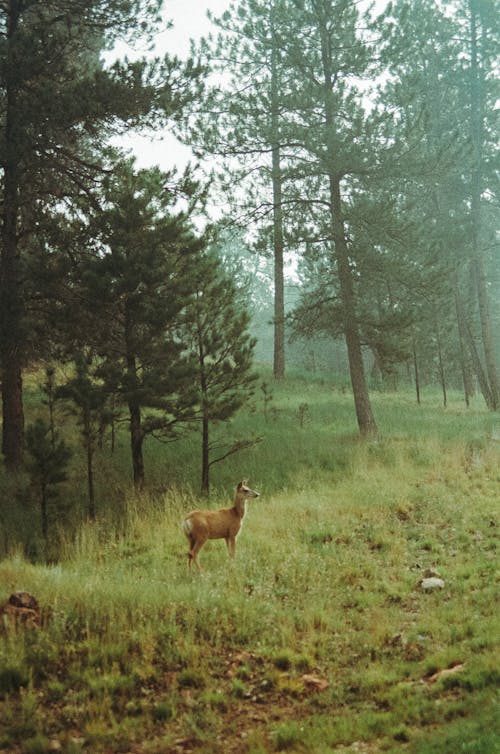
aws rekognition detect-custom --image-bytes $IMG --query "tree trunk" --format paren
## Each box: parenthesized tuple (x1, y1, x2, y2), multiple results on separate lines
(87, 441, 95, 520)
(330, 176, 377, 436)
(201, 413, 210, 495)
(41, 483, 48, 541)
(317, 13, 377, 437)
(270, 14, 285, 380)
(1, 360, 24, 468)
(454, 285, 473, 407)
(455, 276, 494, 408)
(472, 253, 499, 408)
(272, 144, 285, 381)
(1, 0, 24, 469)
(412, 339, 421, 405)
(128, 398, 144, 489)
(469, 0, 499, 409)
(85, 412, 96, 521)
(435, 319, 447, 408)
(125, 306, 145, 488)
(110, 394, 116, 453)
(464, 315, 494, 409)
(197, 317, 210, 494)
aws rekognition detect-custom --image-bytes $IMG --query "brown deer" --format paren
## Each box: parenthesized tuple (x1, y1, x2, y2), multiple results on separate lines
(182, 481, 260, 570)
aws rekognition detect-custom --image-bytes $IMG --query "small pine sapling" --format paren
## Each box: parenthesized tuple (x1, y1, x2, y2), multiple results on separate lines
(56, 354, 110, 520)
(25, 419, 72, 544)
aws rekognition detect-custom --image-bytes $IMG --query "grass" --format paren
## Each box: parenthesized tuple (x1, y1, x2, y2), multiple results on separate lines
(0, 370, 499, 752)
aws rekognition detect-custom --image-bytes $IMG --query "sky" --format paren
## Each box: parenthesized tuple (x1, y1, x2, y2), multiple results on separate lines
(110, 0, 388, 172)
(109, 0, 233, 171)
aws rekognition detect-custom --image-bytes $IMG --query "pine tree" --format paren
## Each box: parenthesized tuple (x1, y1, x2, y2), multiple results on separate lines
(190, 0, 291, 379)
(55, 353, 110, 520)
(180, 247, 258, 494)
(466, 0, 500, 407)
(274, 0, 380, 434)
(194, 0, 383, 433)
(72, 161, 205, 488)
(25, 419, 72, 543)
(377, 0, 499, 408)
(0, 0, 202, 467)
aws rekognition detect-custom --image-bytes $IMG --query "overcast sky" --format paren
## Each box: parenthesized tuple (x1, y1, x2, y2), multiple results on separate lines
(158, 0, 232, 58)
(112, 0, 386, 171)
(109, 0, 232, 170)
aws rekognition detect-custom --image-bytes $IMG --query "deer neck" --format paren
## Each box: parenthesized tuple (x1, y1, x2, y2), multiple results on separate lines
(232, 496, 247, 519)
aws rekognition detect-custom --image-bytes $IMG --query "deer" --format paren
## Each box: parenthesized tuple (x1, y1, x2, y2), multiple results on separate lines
(182, 481, 260, 571)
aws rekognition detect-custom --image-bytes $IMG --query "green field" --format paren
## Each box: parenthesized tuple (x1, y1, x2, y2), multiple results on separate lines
(0, 373, 499, 753)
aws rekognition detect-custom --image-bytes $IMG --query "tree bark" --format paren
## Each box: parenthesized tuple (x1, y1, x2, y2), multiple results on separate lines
(317, 9, 377, 436)
(469, 0, 499, 409)
(125, 306, 145, 488)
(197, 310, 210, 494)
(1, 0, 25, 469)
(201, 413, 210, 495)
(434, 318, 447, 408)
(84, 412, 96, 521)
(270, 18, 285, 380)
(460, 299, 495, 409)
(330, 177, 377, 435)
(41, 483, 48, 542)
(412, 339, 421, 405)
(454, 285, 473, 407)
(272, 143, 285, 381)
(128, 396, 144, 490)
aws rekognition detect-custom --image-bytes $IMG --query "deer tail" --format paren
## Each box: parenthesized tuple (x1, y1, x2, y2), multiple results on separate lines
(181, 518, 193, 538)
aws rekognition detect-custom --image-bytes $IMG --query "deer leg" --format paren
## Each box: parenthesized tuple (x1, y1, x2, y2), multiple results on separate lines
(186, 534, 195, 570)
(226, 536, 236, 558)
(189, 537, 207, 571)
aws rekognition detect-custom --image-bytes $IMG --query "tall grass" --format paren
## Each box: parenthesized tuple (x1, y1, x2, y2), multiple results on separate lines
(1, 367, 496, 559)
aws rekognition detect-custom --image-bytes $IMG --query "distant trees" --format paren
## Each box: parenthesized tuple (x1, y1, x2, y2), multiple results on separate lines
(191, 0, 290, 380)
(466, 0, 499, 408)
(195, 0, 498, 414)
(376, 0, 499, 406)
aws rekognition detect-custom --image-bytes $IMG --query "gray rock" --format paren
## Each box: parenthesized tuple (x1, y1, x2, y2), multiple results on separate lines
(421, 577, 445, 590)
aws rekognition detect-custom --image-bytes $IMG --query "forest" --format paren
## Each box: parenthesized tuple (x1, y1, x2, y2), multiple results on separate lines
(0, 1, 498, 753)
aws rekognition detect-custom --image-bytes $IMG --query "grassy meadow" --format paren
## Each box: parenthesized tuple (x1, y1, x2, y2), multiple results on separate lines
(0, 370, 499, 753)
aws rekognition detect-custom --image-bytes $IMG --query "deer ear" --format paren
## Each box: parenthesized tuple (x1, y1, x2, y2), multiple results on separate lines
(237, 481, 244, 490)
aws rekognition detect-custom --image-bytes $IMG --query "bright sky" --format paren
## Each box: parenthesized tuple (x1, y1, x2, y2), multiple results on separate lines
(111, 0, 387, 172)
(159, 0, 232, 58)
(109, 0, 232, 171)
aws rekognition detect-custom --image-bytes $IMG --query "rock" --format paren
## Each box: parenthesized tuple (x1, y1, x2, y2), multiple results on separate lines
(1, 604, 40, 630)
(9, 592, 39, 610)
(420, 577, 445, 591)
(300, 674, 329, 692)
(424, 662, 465, 684)
(1, 593, 41, 631)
